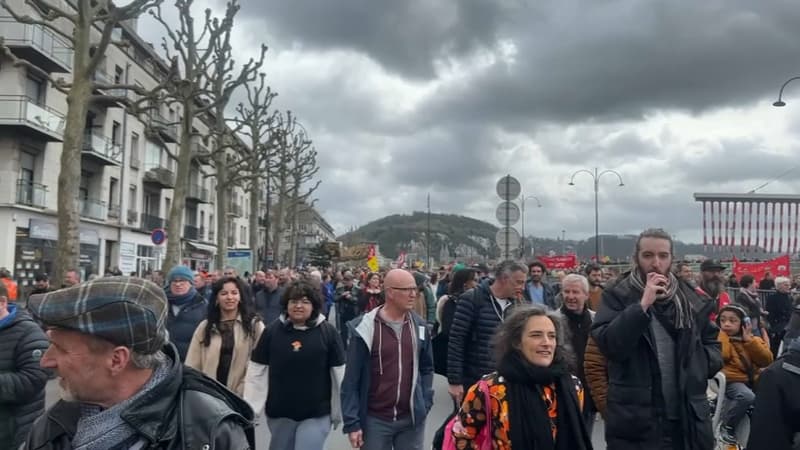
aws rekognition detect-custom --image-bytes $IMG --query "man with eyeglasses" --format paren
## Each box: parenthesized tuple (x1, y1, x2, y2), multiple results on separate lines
(164, 265, 207, 361)
(341, 269, 434, 449)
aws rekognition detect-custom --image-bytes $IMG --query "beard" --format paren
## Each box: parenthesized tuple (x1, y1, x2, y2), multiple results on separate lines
(702, 278, 724, 297)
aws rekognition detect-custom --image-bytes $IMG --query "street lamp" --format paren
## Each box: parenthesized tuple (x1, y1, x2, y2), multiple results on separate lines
(520, 195, 542, 258)
(568, 168, 625, 261)
(773, 76, 800, 107)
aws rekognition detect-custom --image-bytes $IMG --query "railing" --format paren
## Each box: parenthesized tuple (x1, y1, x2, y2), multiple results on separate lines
(228, 202, 242, 216)
(184, 224, 199, 240)
(82, 132, 123, 164)
(0, 18, 73, 70)
(78, 197, 106, 220)
(0, 95, 65, 137)
(15, 179, 47, 208)
(143, 165, 176, 188)
(92, 68, 113, 85)
(192, 136, 211, 159)
(107, 204, 121, 219)
(147, 111, 178, 141)
(139, 213, 165, 232)
(187, 183, 209, 202)
(127, 209, 138, 226)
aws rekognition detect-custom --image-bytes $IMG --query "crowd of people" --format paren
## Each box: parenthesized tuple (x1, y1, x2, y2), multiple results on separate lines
(1, 228, 800, 449)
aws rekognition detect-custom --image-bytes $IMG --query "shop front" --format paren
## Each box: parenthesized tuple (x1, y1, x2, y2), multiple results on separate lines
(15, 219, 100, 288)
(183, 241, 216, 271)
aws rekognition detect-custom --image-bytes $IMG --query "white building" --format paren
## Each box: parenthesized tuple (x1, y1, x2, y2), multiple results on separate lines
(0, 10, 253, 287)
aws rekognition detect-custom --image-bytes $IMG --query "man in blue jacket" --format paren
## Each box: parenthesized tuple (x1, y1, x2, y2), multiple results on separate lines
(341, 269, 434, 449)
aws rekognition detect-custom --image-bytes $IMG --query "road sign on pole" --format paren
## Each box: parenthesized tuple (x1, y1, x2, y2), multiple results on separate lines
(496, 175, 521, 260)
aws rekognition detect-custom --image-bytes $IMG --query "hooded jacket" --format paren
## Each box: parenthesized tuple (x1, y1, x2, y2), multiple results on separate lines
(592, 273, 723, 450)
(22, 344, 254, 450)
(340, 307, 434, 434)
(0, 305, 49, 449)
(166, 291, 208, 362)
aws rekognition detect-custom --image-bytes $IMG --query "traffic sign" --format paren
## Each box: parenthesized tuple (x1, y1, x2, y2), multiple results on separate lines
(496, 175, 521, 200)
(495, 227, 521, 251)
(151, 228, 166, 245)
(495, 202, 521, 225)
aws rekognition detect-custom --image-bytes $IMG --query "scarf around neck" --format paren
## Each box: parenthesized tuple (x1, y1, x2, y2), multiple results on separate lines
(71, 358, 171, 450)
(629, 267, 693, 330)
(497, 352, 588, 450)
(166, 286, 198, 306)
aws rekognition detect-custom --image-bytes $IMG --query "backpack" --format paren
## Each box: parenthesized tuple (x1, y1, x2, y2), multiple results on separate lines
(432, 291, 477, 376)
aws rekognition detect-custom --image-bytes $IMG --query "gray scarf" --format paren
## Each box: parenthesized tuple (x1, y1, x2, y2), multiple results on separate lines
(629, 267, 693, 329)
(72, 357, 171, 450)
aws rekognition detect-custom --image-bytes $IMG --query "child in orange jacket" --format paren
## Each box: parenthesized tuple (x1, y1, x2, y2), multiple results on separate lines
(716, 304, 773, 445)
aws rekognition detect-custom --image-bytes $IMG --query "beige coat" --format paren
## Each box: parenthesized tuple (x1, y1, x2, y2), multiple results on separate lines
(185, 315, 265, 396)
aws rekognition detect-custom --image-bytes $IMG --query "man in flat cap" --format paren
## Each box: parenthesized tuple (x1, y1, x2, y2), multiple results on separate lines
(22, 276, 255, 450)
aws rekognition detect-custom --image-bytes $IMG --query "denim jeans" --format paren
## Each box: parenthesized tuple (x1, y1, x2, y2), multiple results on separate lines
(362, 415, 424, 450)
(722, 382, 755, 430)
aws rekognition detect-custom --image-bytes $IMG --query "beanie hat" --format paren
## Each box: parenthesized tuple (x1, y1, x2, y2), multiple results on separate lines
(167, 265, 194, 284)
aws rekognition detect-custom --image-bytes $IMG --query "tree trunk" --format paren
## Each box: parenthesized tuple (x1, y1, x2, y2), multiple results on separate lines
(162, 101, 194, 273)
(248, 178, 260, 273)
(53, 21, 92, 288)
(270, 152, 288, 266)
(215, 150, 228, 270)
(288, 186, 299, 267)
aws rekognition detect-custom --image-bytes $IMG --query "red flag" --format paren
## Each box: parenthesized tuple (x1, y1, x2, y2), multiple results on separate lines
(539, 255, 579, 270)
(733, 254, 791, 284)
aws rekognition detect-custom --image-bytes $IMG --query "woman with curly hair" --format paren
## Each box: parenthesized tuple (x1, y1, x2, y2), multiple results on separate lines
(185, 276, 265, 396)
(357, 272, 384, 313)
(452, 305, 592, 450)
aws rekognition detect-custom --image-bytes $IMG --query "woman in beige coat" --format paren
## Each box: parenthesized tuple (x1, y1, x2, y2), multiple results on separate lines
(186, 276, 265, 396)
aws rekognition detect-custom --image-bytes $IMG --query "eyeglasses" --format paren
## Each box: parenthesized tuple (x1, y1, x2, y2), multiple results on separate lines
(171, 279, 191, 284)
(387, 286, 418, 295)
(288, 298, 312, 305)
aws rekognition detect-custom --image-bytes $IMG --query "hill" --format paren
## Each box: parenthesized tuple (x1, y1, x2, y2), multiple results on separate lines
(337, 213, 781, 262)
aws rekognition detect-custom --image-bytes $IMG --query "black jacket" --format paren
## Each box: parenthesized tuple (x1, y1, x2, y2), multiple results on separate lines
(22, 344, 254, 450)
(166, 292, 208, 362)
(254, 286, 283, 324)
(0, 308, 50, 449)
(447, 282, 517, 386)
(747, 341, 800, 450)
(591, 274, 722, 450)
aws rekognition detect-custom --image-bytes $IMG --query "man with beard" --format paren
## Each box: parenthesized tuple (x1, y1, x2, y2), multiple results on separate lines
(523, 261, 557, 309)
(675, 262, 695, 286)
(699, 259, 731, 322)
(592, 228, 722, 450)
(251, 270, 267, 296)
(559, 273, 597, 435)
(585, 263, 605, 311)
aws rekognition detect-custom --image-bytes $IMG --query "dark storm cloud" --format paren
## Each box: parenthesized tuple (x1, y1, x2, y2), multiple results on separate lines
(233, 0, 513, 79)
(420, 1, 800, 125)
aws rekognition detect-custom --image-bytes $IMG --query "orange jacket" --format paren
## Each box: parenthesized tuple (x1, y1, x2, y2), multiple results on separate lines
(718, 331, 773, 385)
(1, 277, 18, 301)
(583, 334, 608, 417)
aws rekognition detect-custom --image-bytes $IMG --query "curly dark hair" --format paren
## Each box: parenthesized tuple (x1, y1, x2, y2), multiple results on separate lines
(281, 280, 324, 326)
(491, 305, 575, 372)
(448, 268, 477, 296)
(203, 276, 259, 347)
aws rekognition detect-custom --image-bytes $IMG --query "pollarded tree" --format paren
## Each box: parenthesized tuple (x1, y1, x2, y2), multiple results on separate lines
(0, 0, 167, 287)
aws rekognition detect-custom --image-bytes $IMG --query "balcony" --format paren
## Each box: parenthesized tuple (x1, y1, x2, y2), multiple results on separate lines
(82, 132, 122, 165)
(15, 180, 47, 208)
(139, 213, 166, 232)
(78, 197, 106, 221)
(191, 137, 211, 162)
(107, 204, 121, 220)
(184, 224, 199, 240)
(0, 95, 65, 141)
(227, 202, 243, 217)
(143, 165, 176, 189)
(146, 111, 178, 143)
(186, 183, 210, 203)
(91, 69, 127, 105)
(0, 18, 72, 73)
(127, 209, 138, 226)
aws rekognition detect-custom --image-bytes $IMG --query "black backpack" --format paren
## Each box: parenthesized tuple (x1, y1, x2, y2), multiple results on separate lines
(432, 289, 478, 376)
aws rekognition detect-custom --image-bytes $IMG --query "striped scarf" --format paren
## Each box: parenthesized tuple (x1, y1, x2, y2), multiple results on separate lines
(629, 267, 693, 329)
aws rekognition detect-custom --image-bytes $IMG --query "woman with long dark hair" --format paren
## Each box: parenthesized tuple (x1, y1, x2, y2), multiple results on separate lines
(357, 272, 384, 313)
(186, 276, 265, 396)
(244, 281, 346, 450)
(452, 305, 592, 450)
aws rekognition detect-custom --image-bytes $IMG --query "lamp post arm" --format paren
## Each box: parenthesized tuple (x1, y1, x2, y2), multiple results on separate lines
(597, 169, 625, 186)
(568, 169, 596, 185)
(776, 76, 800, 104)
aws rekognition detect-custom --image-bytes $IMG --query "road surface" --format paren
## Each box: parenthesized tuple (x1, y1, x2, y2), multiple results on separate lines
(46, 374, 606, 449)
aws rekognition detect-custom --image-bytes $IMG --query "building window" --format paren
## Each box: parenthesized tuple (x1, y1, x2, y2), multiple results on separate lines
(114, 65, 124, 84)
(130, 132, 140, 168)
(112, 121, 121, 145)
(25, 75, 45, 104)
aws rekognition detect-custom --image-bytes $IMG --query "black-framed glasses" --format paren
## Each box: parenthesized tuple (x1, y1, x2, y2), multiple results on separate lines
(387, 286, 418, 295)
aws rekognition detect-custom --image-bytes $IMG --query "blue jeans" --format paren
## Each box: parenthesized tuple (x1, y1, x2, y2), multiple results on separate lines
(723, 382, 755, 430)
(362, 415, 424, 450)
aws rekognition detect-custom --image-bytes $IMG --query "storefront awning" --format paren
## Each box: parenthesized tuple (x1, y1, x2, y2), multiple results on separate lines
(186, 241, 218, 254)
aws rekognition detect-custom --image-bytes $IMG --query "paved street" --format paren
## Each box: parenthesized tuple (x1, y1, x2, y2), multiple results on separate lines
(46, 374, 606, 449)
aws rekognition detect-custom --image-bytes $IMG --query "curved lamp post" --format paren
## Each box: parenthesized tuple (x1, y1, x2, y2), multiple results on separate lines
(520, 195, 542, 257)
(773, 76, 800, 107)
(568, 168, 625, 261)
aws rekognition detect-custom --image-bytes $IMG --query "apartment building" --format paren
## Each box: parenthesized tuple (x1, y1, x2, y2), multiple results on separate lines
(0, 10, 253, 288)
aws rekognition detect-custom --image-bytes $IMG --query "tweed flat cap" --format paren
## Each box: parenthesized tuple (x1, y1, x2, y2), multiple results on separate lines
(28, 276, 168, 354)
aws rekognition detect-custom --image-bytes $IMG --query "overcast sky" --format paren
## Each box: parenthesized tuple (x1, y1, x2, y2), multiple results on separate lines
(142, 1, 800, 243)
